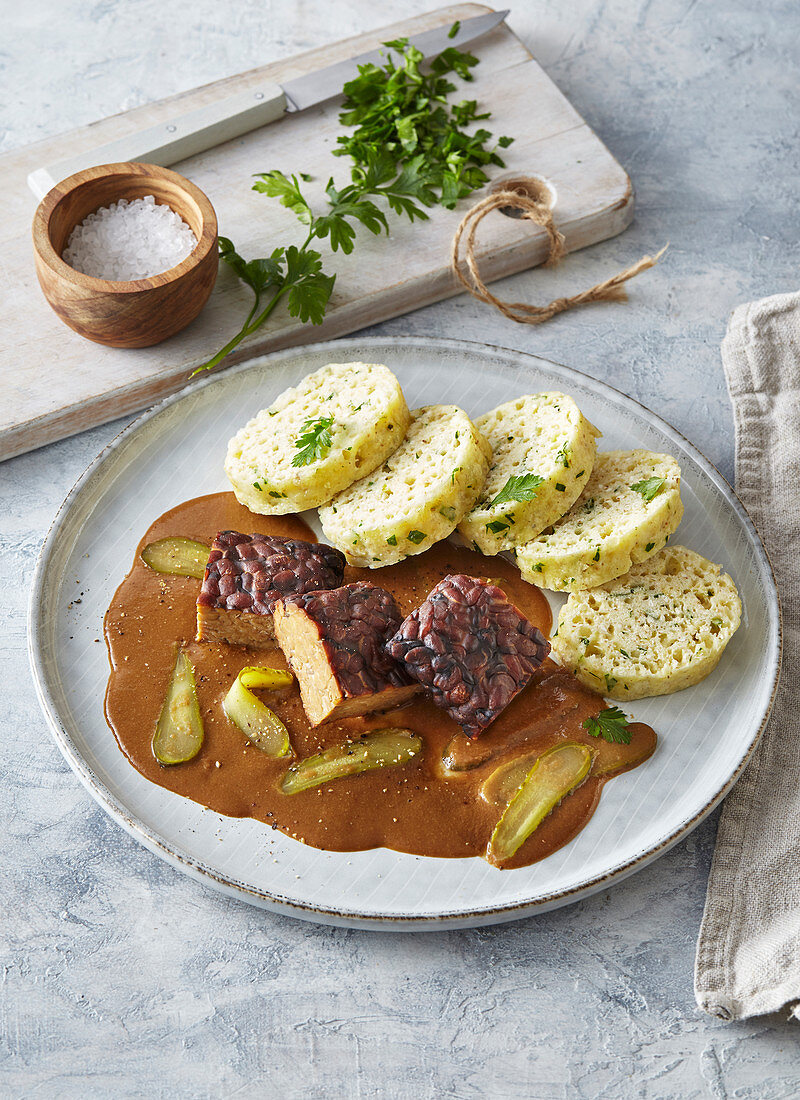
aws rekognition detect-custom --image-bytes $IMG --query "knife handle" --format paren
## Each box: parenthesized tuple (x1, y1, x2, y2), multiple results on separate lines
(28, 83, 287, 200)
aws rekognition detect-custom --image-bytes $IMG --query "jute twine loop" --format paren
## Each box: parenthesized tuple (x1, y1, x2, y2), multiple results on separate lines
(451, 187, 667, 325)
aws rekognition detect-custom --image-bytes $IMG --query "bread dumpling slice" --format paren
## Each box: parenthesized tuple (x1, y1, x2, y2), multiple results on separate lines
(224, 362, 410, 514)
(319, 405, 491, 567)
(458, 393, 600, 555)
(515, 450, 683, 591)
(551, 545, 742, 699)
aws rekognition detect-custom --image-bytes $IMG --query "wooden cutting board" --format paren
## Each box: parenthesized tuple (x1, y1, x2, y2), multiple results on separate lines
(1, 4, 632, 463)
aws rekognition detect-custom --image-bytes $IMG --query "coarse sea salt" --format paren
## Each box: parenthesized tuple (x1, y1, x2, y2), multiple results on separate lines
(62, 195, 198, 281)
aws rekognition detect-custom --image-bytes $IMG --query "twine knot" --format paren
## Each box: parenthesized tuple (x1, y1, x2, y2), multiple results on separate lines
(451, 186, 666, 325)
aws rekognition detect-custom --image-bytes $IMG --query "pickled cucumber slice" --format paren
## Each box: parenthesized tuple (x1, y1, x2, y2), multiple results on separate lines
(486, 743, 592, 865)
(223, 666, 293, 757)
(152, 648, 204, 765)
(141, 536, 210, 579)
(590, 731, 654, 776)
(441, 734, 494, 775)
(481, 753, 538, 806)
(482, 731, 654, 806)
(281, 728, 422, 795)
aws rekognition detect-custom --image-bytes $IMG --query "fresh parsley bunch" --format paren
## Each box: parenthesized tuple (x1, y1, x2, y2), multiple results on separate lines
(194, 29, 512, 374)
(335, 37, 513, 209)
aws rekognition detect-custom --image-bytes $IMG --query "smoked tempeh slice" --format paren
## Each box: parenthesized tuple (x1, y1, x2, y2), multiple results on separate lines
(387, 574, 549, 739)
(196, 531, 345, 646)
(273, 582, 419, 726)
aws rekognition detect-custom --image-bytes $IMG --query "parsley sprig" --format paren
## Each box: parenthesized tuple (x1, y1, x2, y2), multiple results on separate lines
(194, 30, 512, 374)
(583, 706, 632, 744)
(194, 237, 336, 374)
(292, 416, 334, 467)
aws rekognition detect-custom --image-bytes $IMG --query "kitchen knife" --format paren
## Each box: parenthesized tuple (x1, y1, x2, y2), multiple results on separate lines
(28, 10, 509, 200)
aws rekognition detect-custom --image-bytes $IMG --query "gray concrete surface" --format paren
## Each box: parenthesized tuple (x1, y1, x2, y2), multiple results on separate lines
(2, 0, 799, 1096)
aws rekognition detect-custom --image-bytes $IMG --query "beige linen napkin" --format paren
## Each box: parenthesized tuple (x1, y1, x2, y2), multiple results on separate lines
(695, 290, 798, 1021)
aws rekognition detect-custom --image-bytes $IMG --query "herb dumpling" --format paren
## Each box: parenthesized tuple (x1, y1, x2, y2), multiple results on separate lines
(458, 393, 600, 555)
(551, 545, 742, 698)
(224, 362, 411, 514)
(515, 450, 684, 591)
(318, 405, 491, 567)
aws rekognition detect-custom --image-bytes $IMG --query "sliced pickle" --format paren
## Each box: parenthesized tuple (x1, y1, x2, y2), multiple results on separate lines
(281, 729, 422, 795)
(442, 733, 494, 775)
(482, 732, 654, 804)
(152, 648, 204, 765)
(486, 743, 592, 866)
(442, 696, 584, 776)
(141, 536, 210, 579)
(223, 666, 294, 757)
(481, 752, 539, 806)
(589, 731, 654, 777)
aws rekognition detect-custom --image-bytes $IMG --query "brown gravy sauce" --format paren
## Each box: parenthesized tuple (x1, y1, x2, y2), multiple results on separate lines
(104, 493, 656, 869)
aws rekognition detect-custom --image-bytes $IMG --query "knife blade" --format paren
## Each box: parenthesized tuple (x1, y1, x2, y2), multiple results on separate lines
(28, 10, 509, 200)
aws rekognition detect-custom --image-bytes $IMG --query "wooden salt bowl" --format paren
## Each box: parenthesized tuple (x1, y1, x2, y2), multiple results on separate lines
(32, 162, 218, 348)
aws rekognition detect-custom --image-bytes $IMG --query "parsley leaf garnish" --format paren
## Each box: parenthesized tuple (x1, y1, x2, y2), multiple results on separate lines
(583, 707, 632, 744)
(292, 416, 334, 467)
(194, 36, 513, 373)
(489, 473, 545, 508)
(631, 476, 666, 503)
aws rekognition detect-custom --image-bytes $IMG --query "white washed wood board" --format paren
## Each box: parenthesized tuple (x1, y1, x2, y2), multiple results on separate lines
(0, 4, 633, 462)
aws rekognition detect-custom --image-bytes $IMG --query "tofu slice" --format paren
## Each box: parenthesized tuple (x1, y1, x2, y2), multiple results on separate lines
(273, 582, 419, 726)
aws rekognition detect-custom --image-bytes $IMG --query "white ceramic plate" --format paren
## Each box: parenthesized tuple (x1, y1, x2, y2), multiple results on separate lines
(29, 337, 781, 928)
